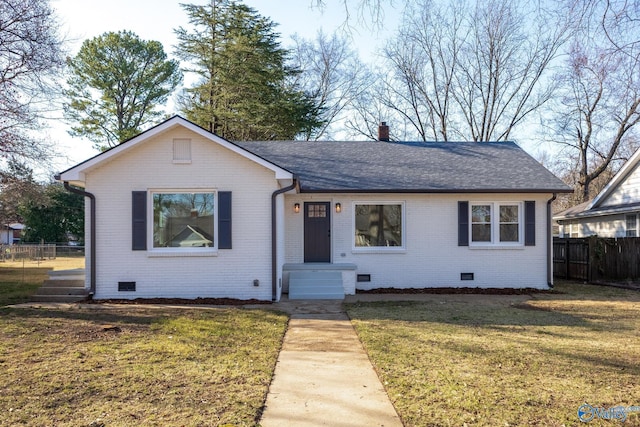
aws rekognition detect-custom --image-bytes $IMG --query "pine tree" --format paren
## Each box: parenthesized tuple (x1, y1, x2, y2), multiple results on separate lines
(175, 0, 322, 140)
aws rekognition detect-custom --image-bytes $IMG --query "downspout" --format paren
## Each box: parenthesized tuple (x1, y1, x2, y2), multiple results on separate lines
(62, 180, 96, 298)
(271, 178, 298, 301)
(547, 193, 557, 289)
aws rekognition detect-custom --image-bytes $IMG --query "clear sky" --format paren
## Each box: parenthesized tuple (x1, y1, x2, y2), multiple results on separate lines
(48, 0, 399, 173)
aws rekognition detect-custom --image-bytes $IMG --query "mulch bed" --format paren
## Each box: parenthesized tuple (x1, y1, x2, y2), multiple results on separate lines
(82, 297, 271, 305)
(357, 287, 557, 295)
(80, 289, 559, 305)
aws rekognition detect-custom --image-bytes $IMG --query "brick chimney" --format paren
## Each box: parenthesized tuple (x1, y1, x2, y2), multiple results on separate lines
(378, 122, 389, 142)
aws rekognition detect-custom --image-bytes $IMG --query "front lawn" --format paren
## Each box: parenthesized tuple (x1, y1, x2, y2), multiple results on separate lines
(0, 306, 288, 426)
(346, 282, 640, 426)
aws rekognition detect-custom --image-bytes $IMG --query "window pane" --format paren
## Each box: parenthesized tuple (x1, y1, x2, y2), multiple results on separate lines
(472, 205, 491, 223)
(308, 204, 327, 218)
(500, 205, 518, 223)
(153, 193, 215, 248)
(499, 205, 519, 242)
(472, 224, 491, 242)
(355, 204, 402, 247)
(471, 204, 491, 242)
(500, 224, 519, 242)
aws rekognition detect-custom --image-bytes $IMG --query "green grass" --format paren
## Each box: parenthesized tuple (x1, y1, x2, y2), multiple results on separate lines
(0, 306, 288, 426)
(346, 282, 640, 426)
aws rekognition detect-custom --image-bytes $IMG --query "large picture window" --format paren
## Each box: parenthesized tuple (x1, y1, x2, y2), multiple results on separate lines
(354, 203, 403, 248)
(152, 191, 215, 249)
(470, 202, 522, 245)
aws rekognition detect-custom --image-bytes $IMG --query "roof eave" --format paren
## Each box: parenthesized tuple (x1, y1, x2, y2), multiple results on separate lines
(555, 205, 640, 220)
(299, 187, 573, 194)
(587, 147, 640, 209)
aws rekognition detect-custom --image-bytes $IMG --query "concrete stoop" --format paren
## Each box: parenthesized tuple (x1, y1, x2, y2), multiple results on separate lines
(31, 269, 88, 303)
(288, 271, 345, 300)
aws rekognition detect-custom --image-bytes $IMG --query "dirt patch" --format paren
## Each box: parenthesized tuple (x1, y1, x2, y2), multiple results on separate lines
(357, 287, 556, 295)
(510, 302, 554, 312)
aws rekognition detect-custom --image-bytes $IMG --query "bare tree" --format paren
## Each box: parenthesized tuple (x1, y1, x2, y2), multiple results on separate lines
(344, 78, 393, 140)
(350, 0, 574, 142)
(290, 31, 372, 140)
(0, 0, 65, 164)
(310, 0, 399, 29)
(0, 159, 44, 228)
(380, 0, 464, 141)
(551, 1, 640, 202)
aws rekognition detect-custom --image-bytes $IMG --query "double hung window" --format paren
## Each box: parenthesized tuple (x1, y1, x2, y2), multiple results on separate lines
(626, 214, 637, 237)
(470, 202, 522, 245)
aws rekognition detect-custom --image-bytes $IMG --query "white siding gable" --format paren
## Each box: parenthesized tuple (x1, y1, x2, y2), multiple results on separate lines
(599, 161, 640, 207)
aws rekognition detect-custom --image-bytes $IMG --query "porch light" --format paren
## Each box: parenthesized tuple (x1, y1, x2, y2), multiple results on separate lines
(335, 202, 341, 213)
(294, 203, 300, 213)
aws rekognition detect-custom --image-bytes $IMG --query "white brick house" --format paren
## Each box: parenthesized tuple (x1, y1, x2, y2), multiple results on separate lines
(57, 116, 571, 301)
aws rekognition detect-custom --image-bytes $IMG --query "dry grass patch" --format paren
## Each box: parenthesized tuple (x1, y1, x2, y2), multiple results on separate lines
(346, 283, 640, 426)
(0, 257, 85, 306)
(0, 305, 288, 426)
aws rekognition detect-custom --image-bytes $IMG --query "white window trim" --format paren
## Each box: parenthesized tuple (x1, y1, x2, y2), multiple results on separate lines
(469, 201, 524, 247)
(147, 188, 218, 256)
(352, 201, 406, 253)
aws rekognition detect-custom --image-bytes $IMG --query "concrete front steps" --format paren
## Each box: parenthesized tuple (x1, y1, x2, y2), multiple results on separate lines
(31, 269, 88, 303)
(288, 271, 345, 300)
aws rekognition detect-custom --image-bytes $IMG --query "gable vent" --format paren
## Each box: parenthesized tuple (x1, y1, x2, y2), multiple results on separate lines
(173, 138, 191, 163)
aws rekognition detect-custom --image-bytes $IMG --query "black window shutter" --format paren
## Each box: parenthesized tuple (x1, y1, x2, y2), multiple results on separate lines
(458, 201, 469, 246)
(132, 191, 147, 250)
(218, 191, 232, 249)
(525, 201, 535, 246)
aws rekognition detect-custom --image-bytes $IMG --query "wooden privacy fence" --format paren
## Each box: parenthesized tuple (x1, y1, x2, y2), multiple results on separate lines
(553, 237, 640, 282)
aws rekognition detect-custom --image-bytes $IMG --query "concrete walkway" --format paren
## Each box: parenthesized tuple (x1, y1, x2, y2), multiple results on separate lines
(259, 299, 403, 427)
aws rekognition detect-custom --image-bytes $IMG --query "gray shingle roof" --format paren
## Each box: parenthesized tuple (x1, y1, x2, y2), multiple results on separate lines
(235, 140, 571, 193)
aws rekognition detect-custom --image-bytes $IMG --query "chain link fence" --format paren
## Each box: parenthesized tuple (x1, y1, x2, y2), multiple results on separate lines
(1, 244, 85, 262)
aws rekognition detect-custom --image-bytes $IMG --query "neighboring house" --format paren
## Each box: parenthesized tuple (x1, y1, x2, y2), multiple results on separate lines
(56, 116, 571, 301)
(554, 147, 640, 238)
(0, 223, 23, 245)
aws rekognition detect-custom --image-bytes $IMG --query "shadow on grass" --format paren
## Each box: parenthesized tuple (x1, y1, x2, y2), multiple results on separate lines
(345, 288, 640, 381)
(0, 306, 162, 326)
(345, 299, 592, 328)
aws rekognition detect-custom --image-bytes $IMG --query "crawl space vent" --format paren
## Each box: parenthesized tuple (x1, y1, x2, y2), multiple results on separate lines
(118, 281, 136, 292)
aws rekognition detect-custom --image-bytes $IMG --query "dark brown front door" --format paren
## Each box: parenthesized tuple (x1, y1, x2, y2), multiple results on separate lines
(304, 202, 331, 263)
